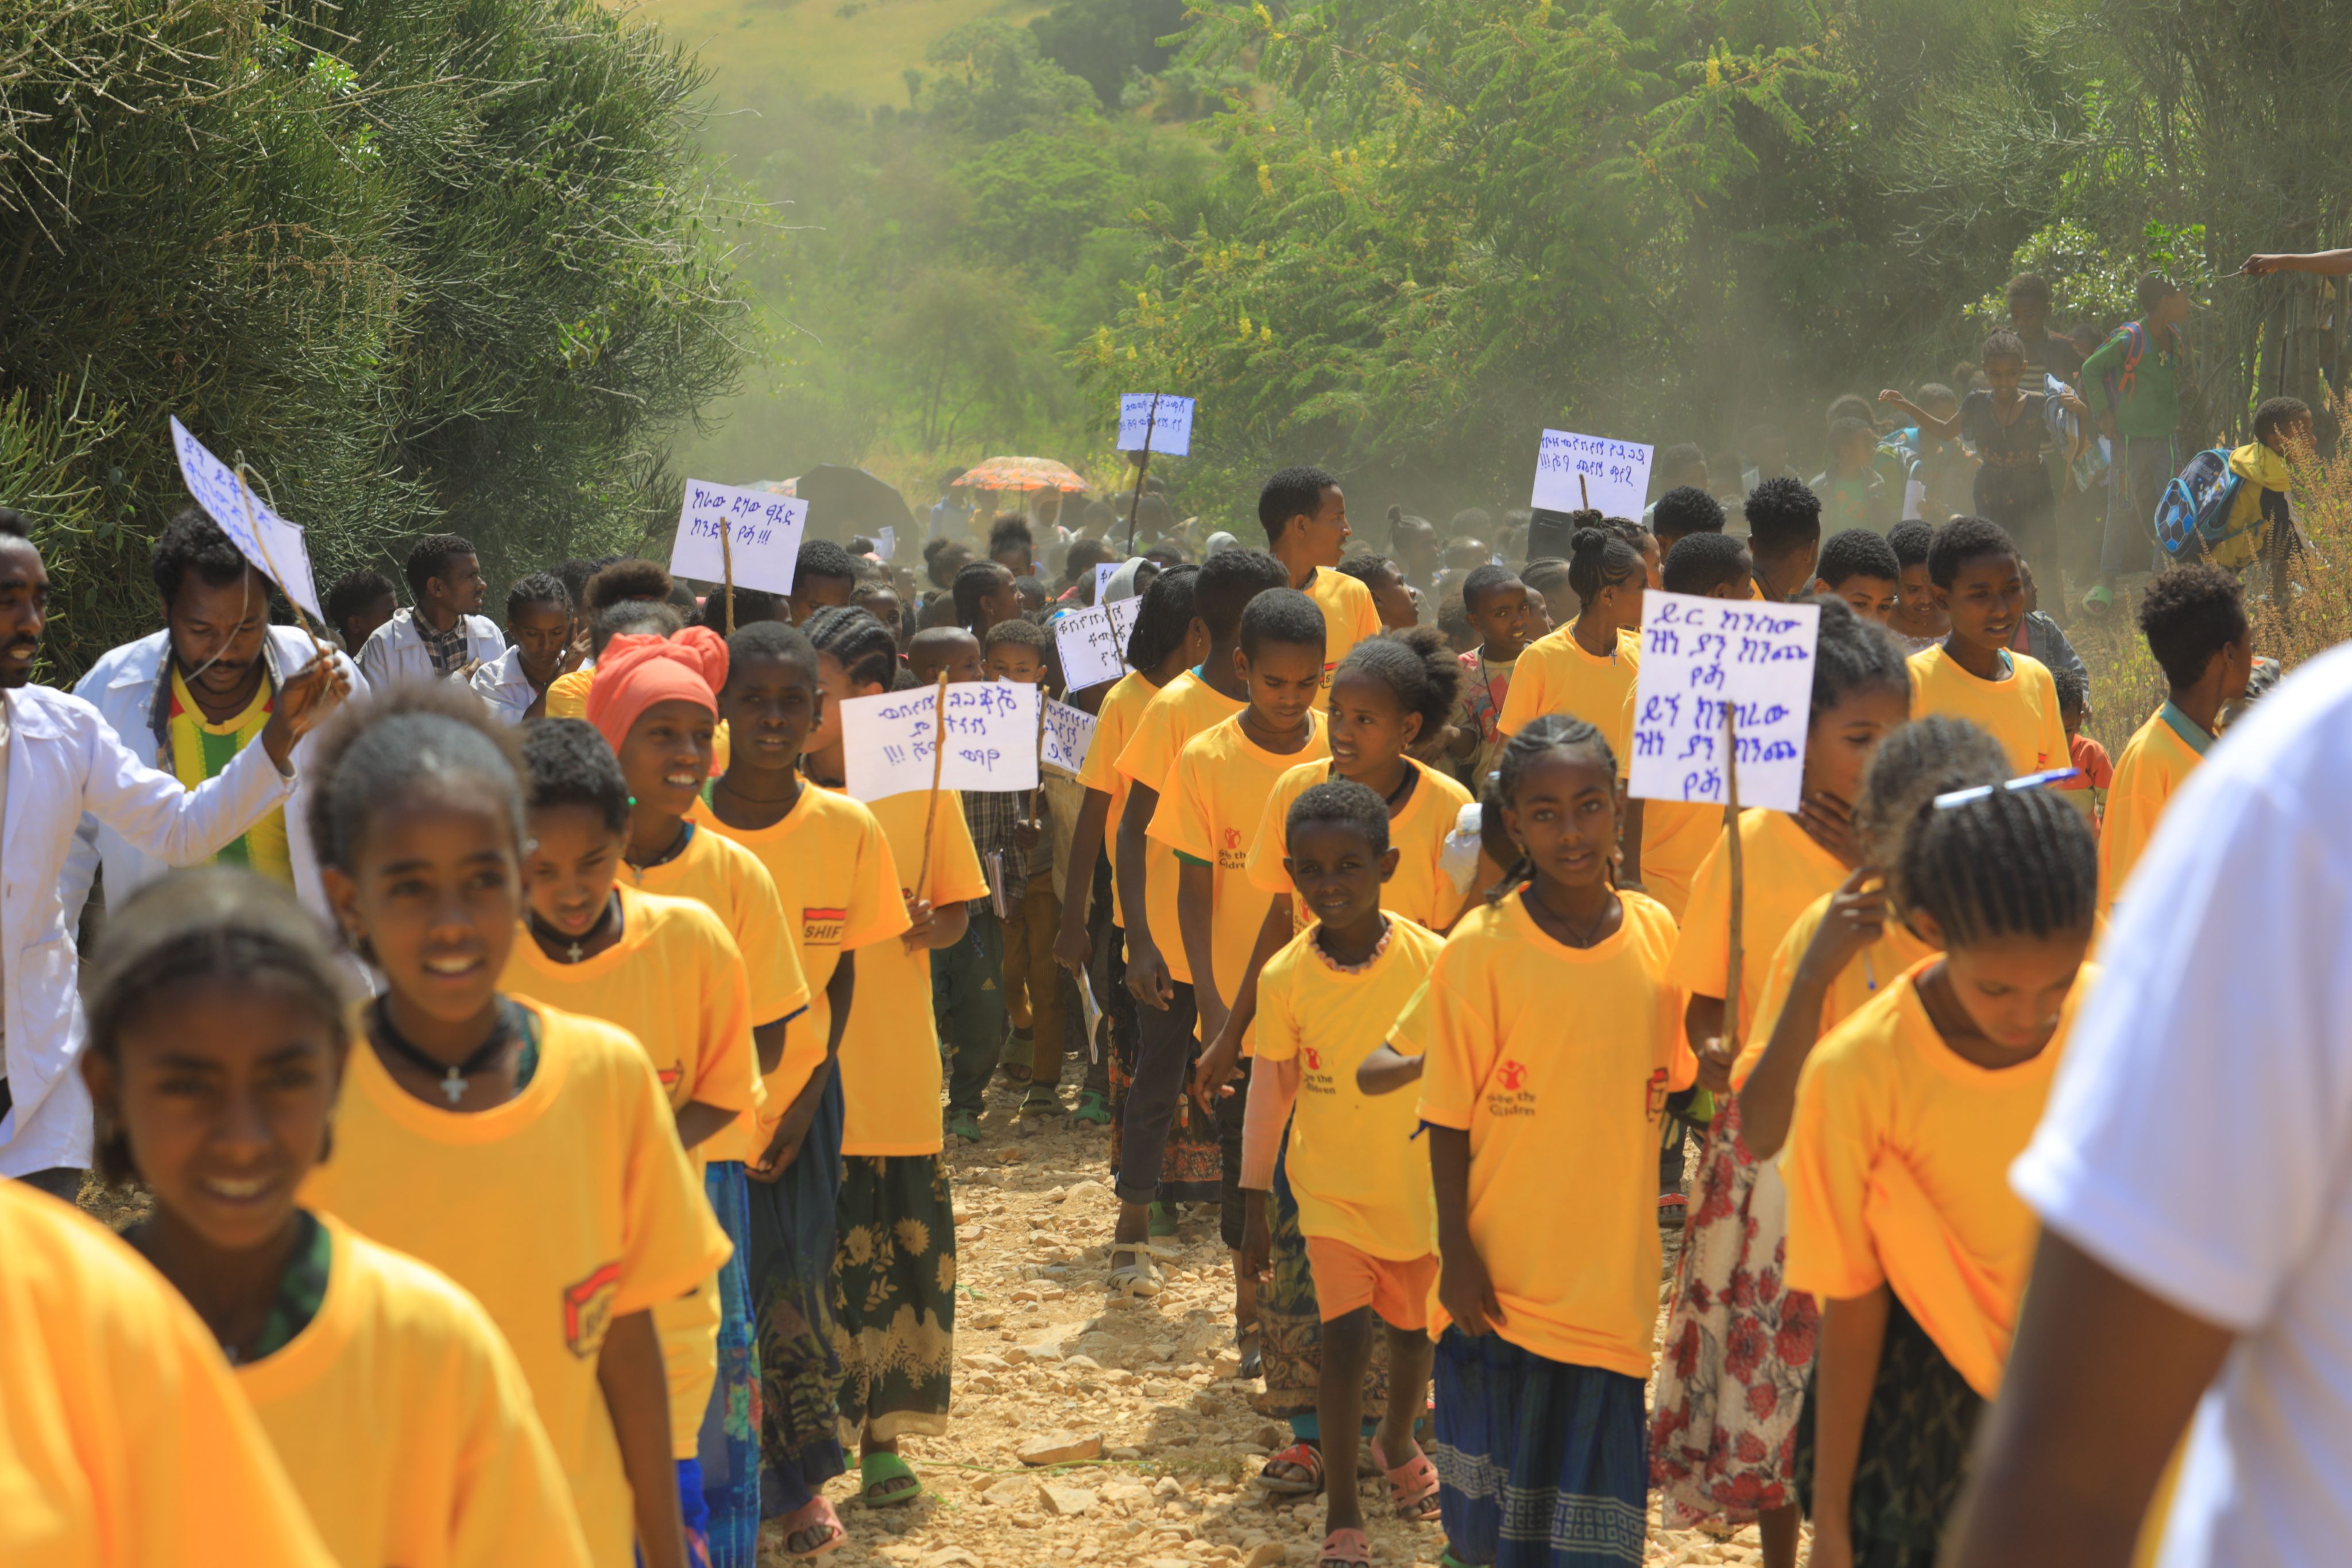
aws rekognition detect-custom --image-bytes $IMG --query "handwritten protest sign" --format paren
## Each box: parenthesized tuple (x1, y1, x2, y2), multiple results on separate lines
(168, 417, 323, 621)
(670, 479, 810, 595)
(1626, 591, 1820, 814)
(1118, 394, 1194, 457)
(1042, 697, 1096, 776)
(840, 681, 1042, 803)
(875, 525, 897, 563)
(1529, 429, 1654, 519)
(1053, 597, 1144, 691)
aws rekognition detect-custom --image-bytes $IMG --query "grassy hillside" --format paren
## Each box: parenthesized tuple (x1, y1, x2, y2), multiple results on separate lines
(622, 0, 1049, 113)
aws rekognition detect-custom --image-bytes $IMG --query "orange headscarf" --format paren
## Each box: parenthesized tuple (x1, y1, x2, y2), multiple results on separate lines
(585, 628, 730, 753)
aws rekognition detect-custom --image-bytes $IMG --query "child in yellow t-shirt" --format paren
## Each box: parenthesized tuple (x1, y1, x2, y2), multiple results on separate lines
(701, 619, 910, 1557)
(1650, 714, 2006, 1566)
(797, 606, 991, 1510)
(1389, 715, 1693, 1568)
(79, 869, 589, 1568)
(1781, 787, 2100, 1567)
(299, 684, 728, 1568)
(1904, 517, 2069, 775)
(1238, 782, 1447, 1562)
(585, 627, 811, 1562)
(1495, 524, 1645, 741)
(502, 719, 763, 1557)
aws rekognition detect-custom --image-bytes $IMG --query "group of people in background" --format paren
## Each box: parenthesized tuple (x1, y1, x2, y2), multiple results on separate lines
(1, 246, 2342, 1568)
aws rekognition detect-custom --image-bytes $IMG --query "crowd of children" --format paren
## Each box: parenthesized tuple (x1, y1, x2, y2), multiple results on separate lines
(0, 271, 2311, 1568)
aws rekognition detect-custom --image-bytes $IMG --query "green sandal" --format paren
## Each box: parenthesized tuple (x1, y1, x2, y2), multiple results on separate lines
(1148, 1200, 1179, 1237)
(1022, 1085, 1066, 1116)
(1072, 1090, 1111, 1125)
(860, 1450, 922, 1507)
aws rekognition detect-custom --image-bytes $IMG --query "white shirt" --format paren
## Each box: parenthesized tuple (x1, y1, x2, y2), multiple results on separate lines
(354, 606, 503, 690)
(2012, 640, 2352, 1568)
(0, 685, 295, 1175)
(469, 645, 544, 725)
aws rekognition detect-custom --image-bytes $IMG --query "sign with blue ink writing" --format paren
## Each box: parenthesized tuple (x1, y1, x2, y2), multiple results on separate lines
(1626, 590, 1820, 814)
(1042, 697, 1096, 776)
(670, 479, 811, 595)
(169, 417, 324, 621)
(839, 680, 1043, 803)
(1529, 429, 1654, 520)
(1118, 394, 1194, 457)
(1094, 558, 1138, 604)
(1053, 596, 1145, 692)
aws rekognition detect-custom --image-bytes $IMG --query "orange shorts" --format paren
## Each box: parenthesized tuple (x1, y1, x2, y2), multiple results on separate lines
(1303, 1235, 1440, 1329)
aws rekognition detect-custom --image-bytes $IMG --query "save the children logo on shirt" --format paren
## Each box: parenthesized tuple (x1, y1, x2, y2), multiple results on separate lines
(563, 1261, 622, 1358)
(802, 907, 848, 946)
(1646, 1067, 1670, 1121)
(1218, 826, 1246, 870)
(1485, 1058, 1537, 1118)
(1300, 1044, 1337, 1095)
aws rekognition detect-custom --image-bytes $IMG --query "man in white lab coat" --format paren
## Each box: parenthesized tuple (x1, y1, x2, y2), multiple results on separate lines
(0, 511, 346, 1196)
(354, 532, 503, 687)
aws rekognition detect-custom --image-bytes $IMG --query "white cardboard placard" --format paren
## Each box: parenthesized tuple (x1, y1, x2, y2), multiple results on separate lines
(670, 479, 810, 595)
(1053, 597, 1144, 691)
(1626, 591, 1820, 814)
(1529, 429, 1654, 519)
(1042, 697, 1096, 776)
(1118, 394, 1194, 456)
(1093, 559, 1124, 603)
(168, 417, 323, 621)
(840, 680, 1042, 803)
(874, 525, 897, 563)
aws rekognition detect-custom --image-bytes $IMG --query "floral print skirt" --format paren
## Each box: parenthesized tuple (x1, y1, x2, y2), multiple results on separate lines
(832, 1152, 956, 1443)
(1649, 1094, 1819, 1526)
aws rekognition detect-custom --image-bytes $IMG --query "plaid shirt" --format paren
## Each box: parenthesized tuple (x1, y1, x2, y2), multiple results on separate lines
(419, 615, 471, 677)
(960, 787, 1049, 916)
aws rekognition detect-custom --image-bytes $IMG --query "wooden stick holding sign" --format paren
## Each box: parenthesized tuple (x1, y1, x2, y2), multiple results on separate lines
(720, 518, 736, 636)
(1124, 392, 1160, 558)
(1721, 699, 1744, 1056)
(1579, 473, 1590, 512)
(914, 671, 951, 905)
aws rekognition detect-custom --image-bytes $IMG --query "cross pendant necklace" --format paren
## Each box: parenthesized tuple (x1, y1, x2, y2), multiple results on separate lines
(371, 998, 513, 1106)
(528, 895, 620, 966)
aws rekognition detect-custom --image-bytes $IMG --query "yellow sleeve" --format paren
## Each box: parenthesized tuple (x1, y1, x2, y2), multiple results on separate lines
(1077, 688, 1129, 795)
(926, 788, 992, 907)
(1614, 682, 1638, 781)
(1353, 587, 1383, 644)
(1116, 702, 1177, 789)
(1664, 827, 1733, 1000)
(1253, 952, 1302, 1064)
(840, 808, 913, 951)
(609, 1040, 732, 1317)
(1244, 771, 1304, 895)
(1778, 1044, 1888, 1302)
(440, 1283, 596, 1568)
(1407, 964, 1485, 1129)
(734, 853, 810, 1027)
(1148, 743, 1216, 861)
(1732, 901, 1824, 1091)
(686, 920, 760, 1115)
(1495, 645, 1546, 738)
(2033, 666, 2070, 773)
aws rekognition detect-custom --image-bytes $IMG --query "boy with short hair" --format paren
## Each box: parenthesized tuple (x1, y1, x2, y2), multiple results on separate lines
(788, 541, 860, 625)
(2207, 396, 2312, 610)
(2099, 564, 2252, 913)
(1741, 477, 1825, 601)
(1906, 517, 2070, 775)
(1811, 417, 1887, 534)
(325, 568, 398, 659)
(906, 625, 982, 686)
(1651, 485, 1726, 558)
(930, 624, 1019, 1142)
(1259, 466, 1382, 682)
(473, 572, 575, 723)
(1336, 553, 1419, 630)
(1907, 383, 1976, 523)
(1449, 564, 1531, 785)
(355, 533, 504, 686)
(982, 619, 1077, 1115)
(1885, 519, 1947, 653)
(1812, 529, 1902, 623)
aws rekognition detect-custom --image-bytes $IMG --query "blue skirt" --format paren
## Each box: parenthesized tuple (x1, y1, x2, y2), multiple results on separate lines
(747, 1070, 850, 1515)
(697, 1160, 760, 1568)
(1432, 1329, 1649, 1567)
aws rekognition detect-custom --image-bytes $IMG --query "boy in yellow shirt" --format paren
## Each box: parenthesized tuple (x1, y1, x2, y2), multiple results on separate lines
(1905, 517, 2069, 774)
(1259, 464, 1382, 683)
(2101, 563, 2252, 914)
(1239, 782, 1446, 1560)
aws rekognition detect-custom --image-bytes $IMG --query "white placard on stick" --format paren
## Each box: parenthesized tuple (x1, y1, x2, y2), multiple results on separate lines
(1042, 697, 1096, 776)
(168, 417, 323, 621)
(1118, 394, 1194, 456)
(670, 479, 810, 595)
(840, 681, 1042, 803)
(1626, 591, 1820, 815)
(1529, 429, 1655, 519)
(874, 525, 897, 564)
(1053, 597, 1144, 691)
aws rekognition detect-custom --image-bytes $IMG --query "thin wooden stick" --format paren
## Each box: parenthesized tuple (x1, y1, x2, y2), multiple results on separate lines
(1124, 393, 1160, 557)
(1722, 698, 1745, 1052)
(720, 516, 736, 636)
(914, 671, 951, 904)
(1579, 472, 1591, 512)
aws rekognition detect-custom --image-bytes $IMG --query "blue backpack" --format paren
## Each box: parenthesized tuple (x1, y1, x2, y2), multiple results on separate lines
(2152, 448, 2272, 564)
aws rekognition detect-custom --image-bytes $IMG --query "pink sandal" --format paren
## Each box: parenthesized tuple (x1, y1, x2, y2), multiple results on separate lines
(1318, 1527, 1372, 1568)
(1370, 1435, 1442, 1521)
(1252, 1439, 1326, 1495)
(779, 1495, 846, 1559)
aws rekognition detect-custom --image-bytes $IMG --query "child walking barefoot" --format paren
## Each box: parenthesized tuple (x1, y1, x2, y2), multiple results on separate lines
(1403, 717, 1695, 1568)
(84, 869, 589, 1568)
(1238, 783, 1447, 1568)
(300, 683, 729, 1568)
(1782, 786, 2100, 1568)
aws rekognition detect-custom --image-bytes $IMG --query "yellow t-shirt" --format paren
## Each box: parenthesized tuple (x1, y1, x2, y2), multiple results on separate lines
(498, 886, 760, 1457)
(1667, 808, 1848, 1044)
(239, 1213, 590, 1568)
(2099, 704, 2209, 916)
(1255, 920, 1446, 1259)
(545, 667, 592, 720)
(166, 666, 292, 884)
(1780, 960, 2095, 1399)
(1115, 670, 1246, 984)
(1246, 757, 1475, 932)
(617, 823, 809, 1164)
(1402, 889, 1693, 1375)
(830, 784, 990, 1157)
(1303, 566, 1383, 684)
(0, 1183, 335, 1568)
(693, 786, 911, 1138)
(1496, 625, 1642, 740)
(1078, 670, 1167, 928)
(1906, 644, 2069, 775)
(1615, 682, 1713, 922)
(303, 1004, 731, 1568)
(1148, 711, 1330, 1029)
(1733, 884, 1936, 1091)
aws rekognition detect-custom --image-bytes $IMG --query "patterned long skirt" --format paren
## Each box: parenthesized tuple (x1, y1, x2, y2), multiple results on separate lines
(748, 1071, 848, 1515)
(832, 1152, 957, 1442)
(698, 1160, 762, 1568)
(1254, 1135, 1390, 1424)
(1649, 1095, 1819, 1526)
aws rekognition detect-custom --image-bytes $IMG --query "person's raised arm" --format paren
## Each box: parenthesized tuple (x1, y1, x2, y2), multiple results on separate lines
(1942, 1232, 2231, 1568)
(2243, 249, 2352, 278)
(1879, 389, 1962, 444)
(1053, 787, 1112, 973)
